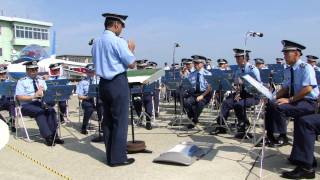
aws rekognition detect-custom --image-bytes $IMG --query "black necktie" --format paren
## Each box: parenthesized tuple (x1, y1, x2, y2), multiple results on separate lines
(55, 76, 58, 80)
(196, 72, 200, 93)
(33, 79, 38, 92)
(290, 67, 294, 97)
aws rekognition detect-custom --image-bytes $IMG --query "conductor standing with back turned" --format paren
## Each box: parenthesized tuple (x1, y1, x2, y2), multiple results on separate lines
(92, 13, 136, 167)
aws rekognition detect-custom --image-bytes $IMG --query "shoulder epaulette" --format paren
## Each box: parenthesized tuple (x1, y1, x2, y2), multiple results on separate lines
(300, 63, 306, 68)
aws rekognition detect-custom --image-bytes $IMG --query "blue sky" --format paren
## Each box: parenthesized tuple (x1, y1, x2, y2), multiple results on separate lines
(1, 0, 320, 66)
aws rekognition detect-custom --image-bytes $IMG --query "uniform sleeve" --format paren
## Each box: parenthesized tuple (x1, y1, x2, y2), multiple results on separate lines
(15, 80, 25, 96)
(116, 38, 135, 66)
(252, 68, 261, 82)
(302, 66, 318, 87)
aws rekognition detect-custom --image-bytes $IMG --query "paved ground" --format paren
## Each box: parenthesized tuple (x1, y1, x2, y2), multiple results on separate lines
(0, 96, 319, 180)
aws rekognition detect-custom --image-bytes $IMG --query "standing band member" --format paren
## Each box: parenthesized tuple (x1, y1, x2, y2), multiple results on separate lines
(15, 60, 63, 146)
(183, 55, 212, 129)
(76, 64, 103, 135)
(264, 40, 319, 147)
(92, 13, 136, 167)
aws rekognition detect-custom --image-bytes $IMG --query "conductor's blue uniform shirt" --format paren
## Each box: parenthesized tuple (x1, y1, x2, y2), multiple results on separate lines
(92, 30, 135, 80)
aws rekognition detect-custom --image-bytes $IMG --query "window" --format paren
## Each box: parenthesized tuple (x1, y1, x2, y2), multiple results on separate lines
(0, 48, 2, 57)
(25, 27, 33, 38)
(41, 29, 48, 40)
(15, 26, 25, 38)
(14, 25, 48, 40)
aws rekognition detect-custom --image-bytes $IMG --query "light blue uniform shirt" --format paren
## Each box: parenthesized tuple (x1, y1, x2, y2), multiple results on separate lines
(15, 76, 47, 105)
(92, 30, 135, 80)
(187, 68, 212, 92)
(76, 76, 100, 96)
(282, 59, 319, 99)
(234, 63, 261, 82)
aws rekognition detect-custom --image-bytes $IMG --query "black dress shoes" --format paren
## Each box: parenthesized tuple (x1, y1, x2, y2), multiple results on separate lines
(282, 166, 315, 179)
(81, 129, 88, 135)
(146, 122, 152, 130)
(91, 135, 104, 143)
(45, 137, 55, 146)
(108, 158, 135, 167)
(210, 127, 227, 135)
(186, 124, 195, 129)
(11, 126, 16, 133)
(54, 137, 64, 144)
(274, 136, 289, 147)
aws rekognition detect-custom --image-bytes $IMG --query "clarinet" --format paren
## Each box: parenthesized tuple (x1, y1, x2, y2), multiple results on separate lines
(35, 78, 48, 110)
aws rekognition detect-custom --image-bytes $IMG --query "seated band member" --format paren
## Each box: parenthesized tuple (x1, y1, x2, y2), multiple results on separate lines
(281, 114, 319, 179)
(15, 60, 63, 146)
(254, 58, 268, 70)
(264, 40, 319, 147)
(183, 55, 212, 129)
(217, 58, 230, 71)
(205, 58, 213, 70)
(212, 49, 261, 138)
(46, 63, 68, 123)
(132, 60, 154, 130)
(76, 64, 103, 134)
(180, 58, 195, 78)
(0, 66, 16, 132)
(306, 55, 320, 72)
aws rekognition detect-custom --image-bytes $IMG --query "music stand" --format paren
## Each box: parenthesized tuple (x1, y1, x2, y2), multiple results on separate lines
(46, 79, 70, 123)
(165, 77, 181, 121)
(87, 84, 104, 142)
(127, 82, 152, 153)
(46, 79, 69, 86)
(0, 82, 16, 130)
(130, 83, 156, 127)
(205, 71, 234, 134)
(43, 85, 74, 146)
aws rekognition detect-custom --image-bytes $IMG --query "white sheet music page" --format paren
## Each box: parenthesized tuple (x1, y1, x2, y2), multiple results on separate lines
(242, 74, 275, 100)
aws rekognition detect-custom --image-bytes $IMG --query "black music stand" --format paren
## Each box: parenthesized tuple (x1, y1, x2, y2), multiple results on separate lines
(43, 85, 74, 146)
(87, 84, 104, 142)
(205, 71, 234, 134)
(46, 79, 69, 86)
(127, 82, 152, 154)
(165, 78, 181, 121)
(0, 82, 16, 129)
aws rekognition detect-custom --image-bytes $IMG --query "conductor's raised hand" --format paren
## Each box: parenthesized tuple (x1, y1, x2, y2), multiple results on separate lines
(128, 40, 136, 53)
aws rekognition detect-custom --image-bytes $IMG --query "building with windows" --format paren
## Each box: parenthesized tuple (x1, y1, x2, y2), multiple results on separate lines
(0, 16, 52, 63)
(57, 55, 92, 64)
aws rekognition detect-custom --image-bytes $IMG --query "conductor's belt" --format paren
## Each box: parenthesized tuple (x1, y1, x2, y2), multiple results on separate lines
(101, 71, 127, 81)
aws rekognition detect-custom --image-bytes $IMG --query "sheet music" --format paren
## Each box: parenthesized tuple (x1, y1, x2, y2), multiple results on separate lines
(242, 74, 274, 100)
